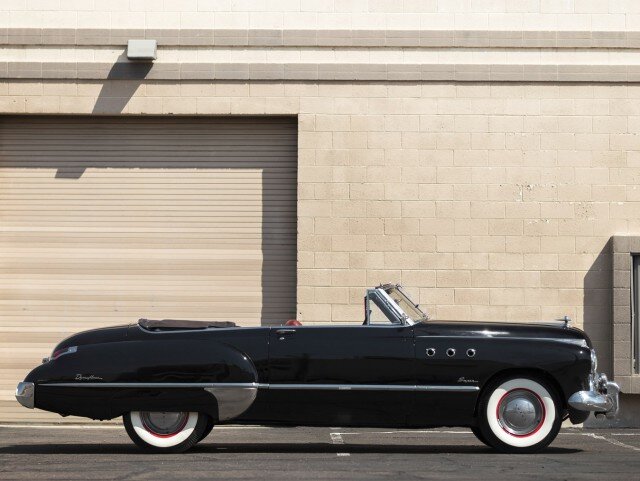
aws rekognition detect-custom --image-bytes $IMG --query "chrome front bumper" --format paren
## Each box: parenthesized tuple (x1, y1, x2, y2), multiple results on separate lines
(568, 374, 620, 419)
(15, 382, 34, 409)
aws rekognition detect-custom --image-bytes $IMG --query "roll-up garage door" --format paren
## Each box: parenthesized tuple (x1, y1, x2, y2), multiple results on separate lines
(0, 116, 297, 422)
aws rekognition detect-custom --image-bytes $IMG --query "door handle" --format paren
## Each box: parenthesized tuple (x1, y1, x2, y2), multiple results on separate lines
(275, 329, 296, 336)
(275, 328, 296, 340)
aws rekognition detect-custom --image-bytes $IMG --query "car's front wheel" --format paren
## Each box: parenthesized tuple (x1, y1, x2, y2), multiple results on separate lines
(477, 376, 562, 453)
(123, 411, 207, 453)
(470, 426, 490, 447)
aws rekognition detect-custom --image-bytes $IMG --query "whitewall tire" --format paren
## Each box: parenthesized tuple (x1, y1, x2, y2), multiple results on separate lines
(478, 376, 561, 453)
(470, 426, 490, 447)
(199, 417, 215, 442)
(123, 411, 208, 453)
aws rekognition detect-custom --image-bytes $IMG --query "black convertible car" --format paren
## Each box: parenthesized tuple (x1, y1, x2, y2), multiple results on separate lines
(16, 284, 618, 453)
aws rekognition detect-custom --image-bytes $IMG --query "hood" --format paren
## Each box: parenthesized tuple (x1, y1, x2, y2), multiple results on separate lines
(414, 320, 592, 347)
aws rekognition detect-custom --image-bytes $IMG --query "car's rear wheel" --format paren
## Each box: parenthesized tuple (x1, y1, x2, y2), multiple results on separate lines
(477, 376, 561, 453)
(123, 411, 207, 453)
(198, 416, 215, 443)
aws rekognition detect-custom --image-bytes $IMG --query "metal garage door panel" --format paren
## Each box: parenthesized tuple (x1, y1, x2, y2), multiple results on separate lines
(0, 116, 297, 422)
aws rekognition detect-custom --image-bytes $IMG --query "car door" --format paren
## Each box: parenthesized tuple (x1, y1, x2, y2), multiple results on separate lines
(266, 323, 415, 426)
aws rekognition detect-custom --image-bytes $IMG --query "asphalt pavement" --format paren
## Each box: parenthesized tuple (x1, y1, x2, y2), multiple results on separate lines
(1, 425, 639, 480)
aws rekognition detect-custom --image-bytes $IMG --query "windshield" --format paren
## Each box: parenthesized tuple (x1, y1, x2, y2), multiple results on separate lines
(383, 285, 428, 323)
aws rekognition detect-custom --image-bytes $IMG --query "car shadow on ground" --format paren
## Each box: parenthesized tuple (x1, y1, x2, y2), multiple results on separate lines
(194, 443, 581, 455)
(0, 443, 581, 455)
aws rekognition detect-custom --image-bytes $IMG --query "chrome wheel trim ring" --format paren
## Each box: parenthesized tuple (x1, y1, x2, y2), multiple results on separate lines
(140, 411, 189, 437)
(497, 388, 545, 437)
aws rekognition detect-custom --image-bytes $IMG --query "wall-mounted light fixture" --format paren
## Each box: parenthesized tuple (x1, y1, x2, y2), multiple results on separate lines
(127, 40, 157, 61)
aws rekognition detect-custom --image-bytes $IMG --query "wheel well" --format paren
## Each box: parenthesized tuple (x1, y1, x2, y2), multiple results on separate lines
(473, 368, 566, 418)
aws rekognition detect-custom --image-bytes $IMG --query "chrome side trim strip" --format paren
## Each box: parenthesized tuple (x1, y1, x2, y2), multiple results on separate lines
(524, 337, 588, 347)
(268, 384, 478, 392)
(39, 382, 262, 388)
(415, 336, 588, 347)
(39, 382, 478, 392)
(269, 383, 416, 391)
(416, 385, 479, 392)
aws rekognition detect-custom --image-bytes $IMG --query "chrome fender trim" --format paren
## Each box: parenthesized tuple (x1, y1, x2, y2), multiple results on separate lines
(204, 386, 258, 422)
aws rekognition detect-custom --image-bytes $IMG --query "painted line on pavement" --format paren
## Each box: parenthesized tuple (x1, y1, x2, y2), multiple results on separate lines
(330, 432, 350, 457)
(581, 432, 640, 452)
(334, 430, 472, 435)
(332, 429, 640, 453)
(0, 424, 121, 430)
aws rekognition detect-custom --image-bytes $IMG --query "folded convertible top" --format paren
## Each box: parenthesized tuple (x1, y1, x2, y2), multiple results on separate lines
(138, 318, 237, 331)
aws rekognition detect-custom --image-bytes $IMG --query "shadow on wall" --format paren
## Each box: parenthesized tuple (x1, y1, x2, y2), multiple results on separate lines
(54, 52, 153, 180)
(583, 238, 613, 375)
(91, 52, 153, 114)
(574, 239, 640, 429)
(581, 239, 637, 428)
(0, 115, 298, 326)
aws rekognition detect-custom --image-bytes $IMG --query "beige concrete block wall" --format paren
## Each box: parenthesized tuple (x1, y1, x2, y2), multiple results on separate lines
(2, 79, 639, 377)
(0, 0, 637, 31)
(297, 82, 631, 380)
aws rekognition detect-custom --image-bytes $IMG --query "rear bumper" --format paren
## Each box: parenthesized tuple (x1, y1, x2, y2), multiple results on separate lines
(568, 374, 619, 419)
(15, 382, 34, 409)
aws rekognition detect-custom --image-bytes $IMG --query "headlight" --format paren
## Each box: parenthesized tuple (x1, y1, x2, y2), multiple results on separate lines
(590, 349, 598, 374)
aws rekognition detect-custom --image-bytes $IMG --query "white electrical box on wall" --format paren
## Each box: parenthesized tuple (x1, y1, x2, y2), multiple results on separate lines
(127, 40, 157, 61)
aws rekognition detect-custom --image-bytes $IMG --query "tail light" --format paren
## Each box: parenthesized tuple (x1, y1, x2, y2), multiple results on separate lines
(48, 346, 78, 362)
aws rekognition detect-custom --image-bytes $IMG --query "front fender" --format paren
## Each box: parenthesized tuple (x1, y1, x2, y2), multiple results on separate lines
(475, 339, 592, 404)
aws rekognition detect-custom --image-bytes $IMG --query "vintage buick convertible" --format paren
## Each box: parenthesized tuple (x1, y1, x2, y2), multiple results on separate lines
(16, 284, 618, 453)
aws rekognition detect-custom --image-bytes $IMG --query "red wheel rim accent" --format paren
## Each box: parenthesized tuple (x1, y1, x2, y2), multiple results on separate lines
(141, 412, 189, 438)
(496, 388, 546, 438)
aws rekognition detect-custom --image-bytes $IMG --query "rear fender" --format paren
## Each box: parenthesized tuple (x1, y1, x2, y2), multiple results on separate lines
(26, 339, 259, 422)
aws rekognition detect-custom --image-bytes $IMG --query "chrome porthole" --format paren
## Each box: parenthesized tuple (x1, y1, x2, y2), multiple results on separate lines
(497, 389, 545, 437)
(466, 348, 476, 358)
(446, 348, 456, 357)
(426, 348, 436, 357)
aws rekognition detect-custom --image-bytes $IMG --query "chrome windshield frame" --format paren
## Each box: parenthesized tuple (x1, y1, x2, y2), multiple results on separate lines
(381, 284, 429, 323)
(364, 287, 412, 326)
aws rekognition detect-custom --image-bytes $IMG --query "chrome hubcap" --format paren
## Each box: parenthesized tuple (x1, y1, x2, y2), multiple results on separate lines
(140, 412, 188, 436)
(498, 389, 544, 436)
